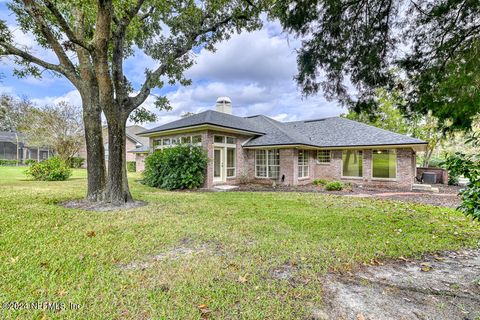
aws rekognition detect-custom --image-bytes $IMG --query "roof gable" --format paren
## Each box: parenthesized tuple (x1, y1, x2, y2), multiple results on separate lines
(140, 110, 265, 136)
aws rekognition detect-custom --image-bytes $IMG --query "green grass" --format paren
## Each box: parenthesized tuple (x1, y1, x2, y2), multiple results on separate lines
(0, 166, 478, 319)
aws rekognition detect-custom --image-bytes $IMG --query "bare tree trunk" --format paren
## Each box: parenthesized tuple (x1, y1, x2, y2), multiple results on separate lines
(104, 115, 133, 204)
(81, 90, 106, 201)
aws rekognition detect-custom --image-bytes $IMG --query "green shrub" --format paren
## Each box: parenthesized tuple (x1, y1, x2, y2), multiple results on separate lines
(25, 156, 72, 181)
(0, 159, 18, 166)
(448, 173, 459, 186)
(313, 178, 329, 186)
(127, 161, 136, 172)
(143, 145, 209, 190)
(24, 159, 37, 165)
(325, 181, 344, 191)
(67, 157, 85, 168)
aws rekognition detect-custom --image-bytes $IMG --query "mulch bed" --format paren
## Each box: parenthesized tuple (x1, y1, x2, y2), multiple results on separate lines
(233, 183, 462, 208)
(62, 199, 147, 212)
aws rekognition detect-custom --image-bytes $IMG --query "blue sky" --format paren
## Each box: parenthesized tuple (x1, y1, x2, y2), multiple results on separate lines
(0, 3, 345, 128)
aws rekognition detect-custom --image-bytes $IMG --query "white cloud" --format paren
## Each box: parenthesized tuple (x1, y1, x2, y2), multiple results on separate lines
(31, 89, 82, 107)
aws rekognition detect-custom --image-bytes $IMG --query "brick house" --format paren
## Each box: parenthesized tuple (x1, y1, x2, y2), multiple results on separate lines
(78, 125, 149, 170)
(135, 97, 427, 190)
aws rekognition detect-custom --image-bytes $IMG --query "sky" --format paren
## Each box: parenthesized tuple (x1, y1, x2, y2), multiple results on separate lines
(0, 4, 345, 129)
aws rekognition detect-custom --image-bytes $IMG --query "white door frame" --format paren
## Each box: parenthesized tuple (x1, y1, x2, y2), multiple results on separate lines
(213, 147, 225, 183)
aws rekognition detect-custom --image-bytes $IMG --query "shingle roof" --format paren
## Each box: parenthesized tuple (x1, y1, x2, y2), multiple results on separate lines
(140, 111, 426, 148)
(243, 117, 425, 147)
(140, 110, 265, 135)
(126, 125, 149, 147)
(0, 131, 27, 144)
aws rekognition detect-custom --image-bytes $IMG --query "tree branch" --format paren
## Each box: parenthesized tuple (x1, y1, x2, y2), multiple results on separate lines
(128, 14, 244, 112)
(1, 41, 65, 75)
(41, 0, 92, 51)
(112, 0, 146, 106)
(21, 0, 79, 81)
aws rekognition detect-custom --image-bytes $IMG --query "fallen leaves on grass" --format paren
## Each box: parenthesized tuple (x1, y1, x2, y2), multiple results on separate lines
(197, 304, 212, 318)
(86, 231, 96, 237)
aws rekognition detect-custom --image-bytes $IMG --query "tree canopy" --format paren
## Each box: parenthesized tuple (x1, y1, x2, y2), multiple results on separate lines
(273, 0, 480, 130)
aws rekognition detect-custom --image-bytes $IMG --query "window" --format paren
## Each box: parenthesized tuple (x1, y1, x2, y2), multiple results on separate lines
(317, 150, 331, 164)
(171, 138, 179, 145)
(298, 150, 309, 178)
(181, 136, 191, 144)
(192, 135, 202, 144)
(214, 135, 224, 143)
(162, 138, 171, 146)
(342, 150, 363, 177)
(153, 139, 162, 148)
(226, 137, 236, 144)
(255, 149, 280, 179)
(372, 149, 397, 179)
(226, 148, 236, 177)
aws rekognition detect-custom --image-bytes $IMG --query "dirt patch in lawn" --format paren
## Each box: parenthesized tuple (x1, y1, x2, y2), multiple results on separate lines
(119, 239, 224, 271)
(318, 248, 480, 320)
(61, 199, 147, 212)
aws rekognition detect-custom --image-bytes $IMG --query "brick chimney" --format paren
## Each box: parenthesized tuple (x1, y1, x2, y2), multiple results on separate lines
(215, 96, 232, 114)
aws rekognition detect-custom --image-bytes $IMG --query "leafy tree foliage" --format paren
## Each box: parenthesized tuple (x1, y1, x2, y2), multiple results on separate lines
(0, 94, 35, 131)
(143, 145, 209, 190)
(444, 134, 480, 220)
(273, 0, 480, 130)
(22, 102, 84, 163)
(0, 0, 264, 204)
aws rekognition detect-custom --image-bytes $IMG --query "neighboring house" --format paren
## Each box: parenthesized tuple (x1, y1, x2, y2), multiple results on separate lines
(78, 125, 149, 171)
(137, 97, 427, 190)
(0, 131, 52, 163)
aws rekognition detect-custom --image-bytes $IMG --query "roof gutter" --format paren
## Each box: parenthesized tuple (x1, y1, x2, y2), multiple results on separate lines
(139, 124, 265, 137)
(243, 142, 428, 151)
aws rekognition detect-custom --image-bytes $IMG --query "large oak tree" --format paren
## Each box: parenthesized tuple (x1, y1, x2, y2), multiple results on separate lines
(0, 0, 262, 204)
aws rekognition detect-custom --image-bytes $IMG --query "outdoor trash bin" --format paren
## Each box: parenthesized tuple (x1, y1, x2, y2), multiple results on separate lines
(423, 172, 437, 184)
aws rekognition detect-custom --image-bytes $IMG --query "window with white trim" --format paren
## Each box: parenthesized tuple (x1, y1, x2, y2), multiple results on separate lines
(317, 150, 331, 164)
(255, 149, 280, 179)
(298, 150, 309, 178)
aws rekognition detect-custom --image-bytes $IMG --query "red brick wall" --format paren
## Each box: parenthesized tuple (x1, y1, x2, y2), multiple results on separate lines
(313, 148, 415, 190)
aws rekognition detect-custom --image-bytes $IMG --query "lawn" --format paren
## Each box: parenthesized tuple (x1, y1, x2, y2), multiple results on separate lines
(0, 166, 479, 319)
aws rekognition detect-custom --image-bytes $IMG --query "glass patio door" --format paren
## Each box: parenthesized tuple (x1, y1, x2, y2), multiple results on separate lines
(213, 148, 224, 182)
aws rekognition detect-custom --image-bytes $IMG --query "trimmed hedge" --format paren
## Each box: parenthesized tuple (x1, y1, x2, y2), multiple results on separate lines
(24, 159, 37, 166)
(25, 156, 72, 181)
(143, 145, 208, 190)
(0, 159, 18, 166)
(127, 161, 136, 172)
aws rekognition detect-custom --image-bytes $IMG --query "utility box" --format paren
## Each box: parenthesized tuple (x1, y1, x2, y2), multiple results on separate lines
(423, 172, 437, 184)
